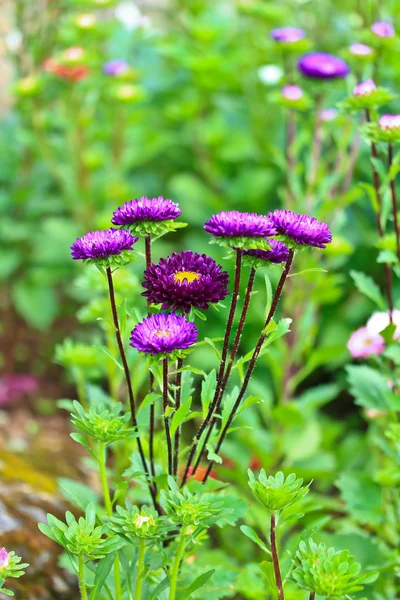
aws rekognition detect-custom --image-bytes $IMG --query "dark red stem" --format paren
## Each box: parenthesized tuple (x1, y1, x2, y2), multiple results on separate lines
(173, 357, 183, 477)
(270, 514, 285, 600)
(388, 142, 400, 261)
(163, 358, 173, 476)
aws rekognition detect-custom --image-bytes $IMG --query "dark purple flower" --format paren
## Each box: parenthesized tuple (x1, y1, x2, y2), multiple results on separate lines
(204, 211, 276, 238)
(142, 251, 229, 313)
(112, 196, 181, 225)
(244, 239, 290, 264)
(104, 59, 130, 76)
(0, 548, 10, 569)
(298, 52, 349, 79)
(71, 228, 137, 260)
(270, 27, 305, 43)
(353, 79, 376, 96)
(349, 43, 373, 56)
(282, 85, 303, 100)
(371, 21, 395, 38)
(130, 313, 198, 356)
(269, 210, 332, 248)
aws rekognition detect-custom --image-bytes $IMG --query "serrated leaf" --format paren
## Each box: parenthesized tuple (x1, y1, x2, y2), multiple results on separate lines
(350, 270, 385, 309)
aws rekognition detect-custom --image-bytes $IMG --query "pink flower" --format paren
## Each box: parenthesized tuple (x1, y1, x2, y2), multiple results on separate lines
(349, 43, 373, 56)
(282, 85, 303, 100)
(379, 114, 400, 130)
(0, 547, 10, 569)
(353, 79, 376, 96)
(367, 310, 400, 339)
(347, 326, 385, 358)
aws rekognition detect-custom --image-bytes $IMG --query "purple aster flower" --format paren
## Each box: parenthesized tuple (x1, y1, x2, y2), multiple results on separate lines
(349, 42, 373, 56)
(270, 27, 305, 43)
(298, 52, 349, 79)
(371, 21, 395, 38)
(319, 108, 338, 122)
(244, 239, 290, 264)
(204, 211, 276, 238)
(130, 313, 198, 356)
(353, 79, 376, 96)
(379, 114, 400, 129)
(112, 196, 181, 225)
(282, 85, 303, 101)
(347, 326, 385, 358)
(0, 548, 9, 569)
(71, 228, 137, 260)
(103, 59, 130, 76)
(142, 251, 229, 313)
(269, 209, 332, 248)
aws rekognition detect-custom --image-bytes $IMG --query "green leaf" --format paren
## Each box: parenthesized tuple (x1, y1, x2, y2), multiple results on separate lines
(58, 479, 98, 511)
(94, 345, 123, 370)
(288, 268, 327, 277)
(12, 280, 59, 330)
(201, 370, 217, 418)
(206, 444, 223, 464)
(149, 577, 170, 600)
(350, 270, 385, 309)
(177, 569, 215, 600)
(240, 525, 270, 554)
(91, 554, 115, 600)
(170, 397, 192, 438)
(336, 472, 382, 525)
(204, 338, 221, 360)
(138, 392, 162, 414)
(346, 365, 390, 410)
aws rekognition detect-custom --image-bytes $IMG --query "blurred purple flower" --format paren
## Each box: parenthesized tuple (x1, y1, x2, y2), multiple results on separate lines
(353, 79, 376, 96)
(371, 21, 395, 38)
(298, 52, 349, 79)
(103, 59, 129, 76)
(112, 196, 181, 225)
(0, 374, 39, 408)
(204, 211, 276, 238)
(320, 108, 338, 122)
(244, 239, 290, 264)
(71, 228, 137, 260)
(142, 251, 229, 313)
(282, 85, 303, 100)
(0, 548, 9, 569)
(349, 42, 373, 56)
(269, 209, 332, 248)
(347, 327, 385, 358)
(379, 114, 400, 129)
(130, 313, 198, 356)
(270, 27, 305, 43)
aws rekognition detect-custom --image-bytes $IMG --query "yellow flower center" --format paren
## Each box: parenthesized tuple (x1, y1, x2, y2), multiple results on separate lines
(155, 329, 170, 338)
(174, 271, 200, 284)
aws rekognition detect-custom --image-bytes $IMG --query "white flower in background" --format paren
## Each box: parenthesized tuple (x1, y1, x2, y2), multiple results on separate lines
(5, 30, 22, 52)
(258, 65, 283, 85)
(367, 310, 400, 339)
(115, 2, 150, 30)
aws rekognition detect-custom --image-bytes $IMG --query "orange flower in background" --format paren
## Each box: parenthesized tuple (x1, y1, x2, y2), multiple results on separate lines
(180, 465, 217, 482)
(43, 47, 89, 81)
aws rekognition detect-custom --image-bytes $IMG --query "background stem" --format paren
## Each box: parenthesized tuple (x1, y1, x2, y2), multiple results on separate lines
(163, 358, 173, 476)
(388, 142, 400, 260)
(270, 513, 284, 600)
(134, 538, 146, 600)
(78, 555, 88, 600)
(174, 357, 183, 477)
(168, 527, 188, 600)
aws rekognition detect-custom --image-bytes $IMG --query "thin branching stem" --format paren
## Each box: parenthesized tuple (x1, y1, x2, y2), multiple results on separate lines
(270, 513, 285, 600)
(163, 358, 173, 476)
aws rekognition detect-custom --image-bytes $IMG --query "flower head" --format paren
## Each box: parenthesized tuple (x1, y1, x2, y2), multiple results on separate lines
(112, 196, 183, 236)
(379, 114, 400, 129)
(353, 79, 376, 96)
(319, 108, 338, 121)
(298, 52, 349, 79)
(104, 59, 130, 76)
(142, 251, 229, 313)
(371, 21, 395, 38)
(244, 239, 290, 264)
(204, 211, 276, 238)
(130, 313, 198, 357)
(349, 42, 373, 56)
(71, 228, 137, 262)
(367, 310, 400, 339)
(270, 27, 305, 43)
(0, 548, 10, 569)
(269, 210, 332, 249)
(282, 85, 303, 100)
(347, 326, 385, 358)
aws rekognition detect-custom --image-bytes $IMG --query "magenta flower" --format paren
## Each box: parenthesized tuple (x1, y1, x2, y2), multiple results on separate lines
(244, 239, 290, 264)
(130, 313, 198, 356)
(349, 43, 373, 56)
(282, 85, 303, 101)
(103, 59, 130, 76)
(353, 79, 376, 96)
(0, 548, 9, 569)
(142, 251, 229, 313)
(347, 327, 385, 358)
(71, 228, 137, 261)
(268, 210, 332, 248)
(319, 108, 338, 122)
(204, 211, 276, 239)
(298, 52, 349, 79)
(270, 27, 305, 43)
(371, 21, 395, 38)
(112, 196, 181, 225)
(379, 114, 400, 129)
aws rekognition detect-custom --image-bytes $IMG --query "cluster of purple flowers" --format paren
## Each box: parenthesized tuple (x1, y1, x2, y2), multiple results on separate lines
(71, 197, 331, 357)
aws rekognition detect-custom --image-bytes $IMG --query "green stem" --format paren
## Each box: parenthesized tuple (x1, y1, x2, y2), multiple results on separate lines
(169, 527, 188, 600)
(134, 538, 146, 600)
(98, 442, 123, 600)
(78, 555, 88, 600)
